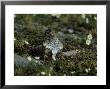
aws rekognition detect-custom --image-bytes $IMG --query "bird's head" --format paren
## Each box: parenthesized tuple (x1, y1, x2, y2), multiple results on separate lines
(45, 29, 54, 36)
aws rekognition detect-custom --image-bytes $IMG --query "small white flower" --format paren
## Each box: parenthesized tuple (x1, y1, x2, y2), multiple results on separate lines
(64, 74, 66, 76)
(68, 29, 74, 33)
(51, 14, 61, 18)
(86, 18, 89, 23)
(35, 60, 38, 63)
(71, 71, 75, 74)
(85, 68, 91, 73)
(23, 40, 29, 44)
(88, 68, 91, 71)
(82, 14, 86, 19)
(41, 72, 45, 75)
(27, 56, 32, 61)
(49, 73, 51, 76)
(34, 56, 40, 60)
(86, 39, 91, 45)
(85, 69, 89, 73)
(87, 34, 93, 40)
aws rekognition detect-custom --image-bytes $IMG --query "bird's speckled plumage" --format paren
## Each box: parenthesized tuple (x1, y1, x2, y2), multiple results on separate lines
(43, 29, 63, 60)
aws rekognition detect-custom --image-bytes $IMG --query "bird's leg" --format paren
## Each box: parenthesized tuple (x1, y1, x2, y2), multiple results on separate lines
(52, 54, 56, 61)
(44, 48, 52, 63)
(44, 49, 48, 62)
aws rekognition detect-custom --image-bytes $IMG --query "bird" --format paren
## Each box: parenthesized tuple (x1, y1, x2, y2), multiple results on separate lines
(43, 29, 63, 61)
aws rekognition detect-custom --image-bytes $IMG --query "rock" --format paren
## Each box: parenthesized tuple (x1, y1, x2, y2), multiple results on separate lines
(14, 54, 30, 67)
(62, 50, 80, 57)
(68, 29, 74, 33)
(14, 54, 43, 67)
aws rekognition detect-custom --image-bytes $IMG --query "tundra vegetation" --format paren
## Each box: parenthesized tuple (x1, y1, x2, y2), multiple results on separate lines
(14, 14, 97, 76)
